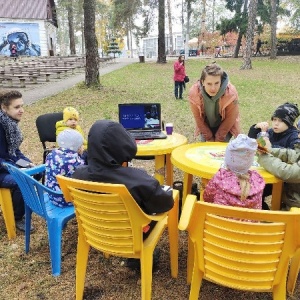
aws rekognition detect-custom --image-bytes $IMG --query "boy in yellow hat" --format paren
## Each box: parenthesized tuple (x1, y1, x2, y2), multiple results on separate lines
(56, 107, 87, 149)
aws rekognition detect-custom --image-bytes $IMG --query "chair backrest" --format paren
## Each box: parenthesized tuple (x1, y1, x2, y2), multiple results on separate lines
(56, 175, 153, 255)
(4, 164, 63, 219)
(36, 112, 63, 149)
(181, 197, 300, 293)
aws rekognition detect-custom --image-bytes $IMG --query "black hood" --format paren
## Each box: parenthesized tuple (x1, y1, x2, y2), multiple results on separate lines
(87, 120, 137, 168)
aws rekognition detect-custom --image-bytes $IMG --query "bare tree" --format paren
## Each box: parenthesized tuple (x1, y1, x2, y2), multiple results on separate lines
(200, 0, 206, 37)
(269, 0, 277, 59)
(67, 0, 76, 54)
(167, 0, 173, 54)
(240, 0, 258, 70)
(212, 0, 216, 32)
(157, 0, 166, 63)
(84, 0, 100, 86)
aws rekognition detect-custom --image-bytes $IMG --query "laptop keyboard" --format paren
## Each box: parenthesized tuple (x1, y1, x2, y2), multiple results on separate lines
(130, 131, 163, 139)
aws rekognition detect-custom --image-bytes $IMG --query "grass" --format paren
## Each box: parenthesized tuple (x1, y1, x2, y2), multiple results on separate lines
(1, 56, 300, 300)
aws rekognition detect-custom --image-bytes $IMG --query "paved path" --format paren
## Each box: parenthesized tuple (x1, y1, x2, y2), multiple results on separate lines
(22, 57, 137, 105)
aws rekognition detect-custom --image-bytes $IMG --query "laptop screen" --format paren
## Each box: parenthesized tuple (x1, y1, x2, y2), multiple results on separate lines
(118, 103, 162, 131)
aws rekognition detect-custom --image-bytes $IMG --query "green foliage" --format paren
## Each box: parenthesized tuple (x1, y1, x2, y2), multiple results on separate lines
(107, 37, 121, 57)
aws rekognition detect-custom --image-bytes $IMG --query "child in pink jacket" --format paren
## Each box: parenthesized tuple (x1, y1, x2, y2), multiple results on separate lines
(203, 134, 265, 209)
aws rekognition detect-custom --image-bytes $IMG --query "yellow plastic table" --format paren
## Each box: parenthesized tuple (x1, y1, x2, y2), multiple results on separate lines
(136, 132, 187, 186)
(171, 142, 283, 210)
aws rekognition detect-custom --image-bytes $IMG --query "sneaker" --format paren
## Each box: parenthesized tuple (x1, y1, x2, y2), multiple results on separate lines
(125, 248, 160, 271)
(16, 219, 35, 232)
(125, 258, 140, 270)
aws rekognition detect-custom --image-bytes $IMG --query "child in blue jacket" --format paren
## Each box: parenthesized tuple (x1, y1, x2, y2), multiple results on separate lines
(45, 129, 85, 207)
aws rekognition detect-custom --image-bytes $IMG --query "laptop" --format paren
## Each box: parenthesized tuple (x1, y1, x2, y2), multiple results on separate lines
(118, 103, 167, 140)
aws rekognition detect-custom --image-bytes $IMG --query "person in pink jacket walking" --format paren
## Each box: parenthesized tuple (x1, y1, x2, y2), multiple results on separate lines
(203, 134, 265, 209)
(173, 55, 186, 100)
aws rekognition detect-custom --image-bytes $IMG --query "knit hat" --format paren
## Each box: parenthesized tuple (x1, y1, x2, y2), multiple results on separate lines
(57, 129, 83, 151)
(224, 134, 258, 175)
(271, 103, 299, 127)
(63, 107, 79, 122)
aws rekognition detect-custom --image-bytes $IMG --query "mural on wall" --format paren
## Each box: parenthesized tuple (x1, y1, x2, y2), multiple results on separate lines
(0, 23, 41, 56)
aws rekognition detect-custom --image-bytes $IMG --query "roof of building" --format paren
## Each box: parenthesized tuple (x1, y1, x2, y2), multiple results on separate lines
(0, 0, 57, 27)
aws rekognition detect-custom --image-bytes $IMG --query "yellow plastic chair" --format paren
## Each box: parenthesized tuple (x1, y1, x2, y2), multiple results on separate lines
(287, 207, 300, 296)
(0, 188, 16, 239)
(56, 175, 179, 300)
(179, 195, 300, 300)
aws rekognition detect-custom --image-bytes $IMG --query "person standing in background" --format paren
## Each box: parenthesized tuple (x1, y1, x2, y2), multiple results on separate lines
(173, 55, 186, 100)
(255, 39, 262, 56)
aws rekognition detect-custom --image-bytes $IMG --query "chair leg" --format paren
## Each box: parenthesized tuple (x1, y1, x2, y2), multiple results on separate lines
(168, 191, 179, 278)
(189, 255, 203, 300)
(287, 249, 300, 295)
(273, 280, 287, 300)
(25, 207, 33, 253)
(47, 220, 64, 276)
(187, 237, 194, 284)
(76, 234, 90, 300)
(141, 248, 153, 300)
(0, 188, 16, 239)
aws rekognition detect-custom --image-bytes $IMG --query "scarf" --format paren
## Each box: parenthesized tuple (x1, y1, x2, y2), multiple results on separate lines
(0, 110, 23, 156)
(200, 72, 229, 128)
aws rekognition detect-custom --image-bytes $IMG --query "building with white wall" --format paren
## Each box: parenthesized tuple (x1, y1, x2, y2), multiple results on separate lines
(142, 32, 184, 58)
(0, 0, 57, 57)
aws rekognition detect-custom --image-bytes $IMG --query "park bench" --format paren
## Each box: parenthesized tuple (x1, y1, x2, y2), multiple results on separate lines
(0, 75, 25, 88)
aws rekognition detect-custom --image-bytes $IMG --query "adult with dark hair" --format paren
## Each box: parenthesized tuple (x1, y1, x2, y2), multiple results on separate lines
(188, 62, 240, 142)
(0, 90, 34, 231)
(173, 55, 186, 99)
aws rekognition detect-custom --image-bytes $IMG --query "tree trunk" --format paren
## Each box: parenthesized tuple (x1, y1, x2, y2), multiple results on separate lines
(240, 0, 258, 70)
(270, 0, 277, 59)
(234, 0, 248, 58)
(234, 32, 242, 58)
(185, 0, 192, 60)
(157, 0, 166, 63)
(84, 0, 100, 86)
(200, 0, 206, 38)
(212, 0, 216, 32)
(67, 0, 76, 55)
(81, 21, 85, 54)
(167, 0, 173, 54)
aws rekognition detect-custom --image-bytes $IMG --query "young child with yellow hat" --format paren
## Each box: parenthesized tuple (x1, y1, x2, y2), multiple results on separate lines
(56, 106, 87, 149)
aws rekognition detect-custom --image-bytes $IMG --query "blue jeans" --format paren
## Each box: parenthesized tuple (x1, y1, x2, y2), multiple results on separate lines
(0, 174, 24, 221)
(174, 81, 184, 99)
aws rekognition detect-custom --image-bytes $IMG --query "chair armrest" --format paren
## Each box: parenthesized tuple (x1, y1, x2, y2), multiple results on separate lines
(147, 212, 168, 221)
(178, 194, 197, 231)
(24, 164, 46, 176)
